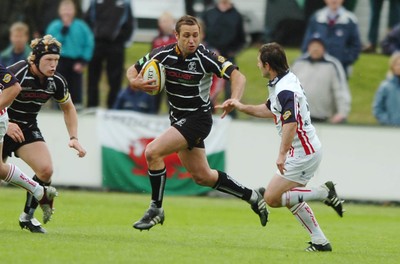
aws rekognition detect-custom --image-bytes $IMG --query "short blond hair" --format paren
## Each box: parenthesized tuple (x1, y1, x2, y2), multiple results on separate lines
(28, 34, 62, 65)
(389, 52, 400, 72)
(9, 21, 29, 36)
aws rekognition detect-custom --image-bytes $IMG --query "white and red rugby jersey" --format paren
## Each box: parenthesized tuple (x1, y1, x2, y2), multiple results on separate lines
(266, 71, 321, 157)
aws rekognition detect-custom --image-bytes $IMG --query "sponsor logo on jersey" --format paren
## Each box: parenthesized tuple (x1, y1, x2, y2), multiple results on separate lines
(21, 92, 51, 100)
(283, 110, 292, 120)
(47, 81, 56, 93)
(32, 131, 42, 139)
(166, 71, 193, 80)
(218, 56, 226, 63)
(195, 137, 202, 145)
(188, 61, 196, 72)
(175, 118, 186, 127)
(3, 74, 12, 83)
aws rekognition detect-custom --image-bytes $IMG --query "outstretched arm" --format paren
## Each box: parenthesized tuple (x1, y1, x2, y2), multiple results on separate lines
(216, 69, 246, 118)
(215, 98, 274, 119)
(59, 99, 86, 157)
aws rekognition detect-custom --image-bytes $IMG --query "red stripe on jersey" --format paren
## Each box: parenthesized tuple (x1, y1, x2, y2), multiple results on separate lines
(291, 188, 312, 192)
(296, 102, 315, 155)
(289, 146, 294, 157)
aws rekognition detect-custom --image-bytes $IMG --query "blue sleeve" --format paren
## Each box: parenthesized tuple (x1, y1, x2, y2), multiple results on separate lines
(301, 16, 316, 53)
(277, 90, 297, 124)
(0, 64, 18, 88)
(373, 83, 389, 124)
(343, 22, 362, 66)
(80, 20, 95, 62)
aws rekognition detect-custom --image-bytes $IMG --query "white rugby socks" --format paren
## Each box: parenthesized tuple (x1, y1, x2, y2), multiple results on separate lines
(282, 186, 328, 207)
(4, 164, 44, 200)
(291, 202, 328, 245)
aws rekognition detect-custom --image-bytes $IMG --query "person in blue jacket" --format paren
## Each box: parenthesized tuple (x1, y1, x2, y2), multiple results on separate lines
(301, 0, 361, 78)
(0, 22, 31, 67)
(373, 52, 400, 126)
(47, 0, 94, 108)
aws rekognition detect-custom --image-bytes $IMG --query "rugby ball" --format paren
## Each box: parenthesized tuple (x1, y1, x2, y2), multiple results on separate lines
(142, 59, 166, 95)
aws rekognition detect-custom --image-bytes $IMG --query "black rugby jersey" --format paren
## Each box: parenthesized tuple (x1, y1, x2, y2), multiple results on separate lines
(7, 60, 70, 127)
(134, 43, 237, 120)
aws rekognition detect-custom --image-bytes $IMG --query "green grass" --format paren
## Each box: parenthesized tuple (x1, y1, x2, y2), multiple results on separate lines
(1, 187, 399, 264)
(121, 43, 389, 125)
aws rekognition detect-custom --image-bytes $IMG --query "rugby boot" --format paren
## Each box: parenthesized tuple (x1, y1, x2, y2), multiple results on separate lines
(305, 242, 332, 252)
(19, 217, 47, 234)
(133, 203, 165, 231)
(38, 186, 58, 224)
(251, 187, 269, 226)
(323, 181, 344, 217)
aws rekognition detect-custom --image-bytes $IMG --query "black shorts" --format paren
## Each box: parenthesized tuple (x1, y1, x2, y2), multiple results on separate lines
(2, 123, 45, 159)
(171, 111, 212, 150)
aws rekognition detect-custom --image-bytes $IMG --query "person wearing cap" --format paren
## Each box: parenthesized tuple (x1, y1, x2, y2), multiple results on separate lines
(3, 34, 87, 233)
(301, 0, 362, 78)
(292, 36, 351, 124)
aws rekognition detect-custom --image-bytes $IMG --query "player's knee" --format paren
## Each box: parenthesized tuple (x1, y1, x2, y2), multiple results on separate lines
(264, 194, 281, 208)
(38, 165, 53, 181)
(191, 172, 213, 187)
(144, 143, 160, 164)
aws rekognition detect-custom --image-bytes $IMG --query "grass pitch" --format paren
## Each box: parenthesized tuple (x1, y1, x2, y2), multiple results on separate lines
(0, 187, 399, 264)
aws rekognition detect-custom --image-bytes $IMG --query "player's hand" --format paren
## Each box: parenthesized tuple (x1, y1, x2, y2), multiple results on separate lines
(7, 122, 25, 143)
(215, 99, 240, 119)
(68, 138, 87, 158)
(276, 153, 287, 175)
(330, 114, 346, 124)
(128, 68, 158, 93)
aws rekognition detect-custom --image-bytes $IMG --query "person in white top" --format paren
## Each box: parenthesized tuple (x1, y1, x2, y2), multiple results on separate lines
(292, 36, 351, 123)
(216, 42, 344, 252)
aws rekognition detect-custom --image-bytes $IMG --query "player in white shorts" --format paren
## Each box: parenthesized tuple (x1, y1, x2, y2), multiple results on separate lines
(0, 64, 57, 233)
(216, 42, 344, 252)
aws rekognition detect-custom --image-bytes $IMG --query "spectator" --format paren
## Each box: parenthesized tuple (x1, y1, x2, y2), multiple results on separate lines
(304, 0, 358, 23)
(197, 18, 225, 113)
(301, 0, 362, 78)
(292, 36, 351, 124)
(150, 11, 177, 114)
(381, 22, 400, 55)
(151, 12, 176, 50)
(0, 22, 31, 66)
(46, 0, 94, 109)
(85, 0, 135, 108)
(202, 0, 247, 118)
(112, 88, 157, 113)
(24, 0, 83, 39)
(363, 0, 400, 53)
(373, 52, 400, 126)
(0, 0, 27, 50)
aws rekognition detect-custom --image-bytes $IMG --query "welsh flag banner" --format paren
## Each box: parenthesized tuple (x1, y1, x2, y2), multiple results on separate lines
(97, 109, 230, 195)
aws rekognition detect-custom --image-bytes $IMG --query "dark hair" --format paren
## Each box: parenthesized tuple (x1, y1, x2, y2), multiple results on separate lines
(259, 42, 289, 76)
(175, 15, 200, 35)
